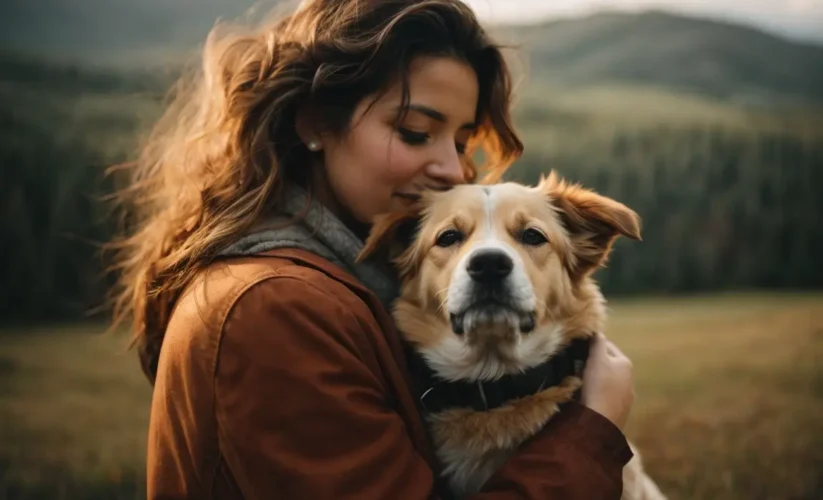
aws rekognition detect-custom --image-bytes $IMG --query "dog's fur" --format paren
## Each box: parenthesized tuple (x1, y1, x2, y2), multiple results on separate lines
(359, 171, 666, 499)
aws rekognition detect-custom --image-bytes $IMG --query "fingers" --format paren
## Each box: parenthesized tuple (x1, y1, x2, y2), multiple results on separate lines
(590, 332, 608, 357)
(605, 341, 625, 358)
(605, 343, 618, 356)
(592, 332, 628, 360)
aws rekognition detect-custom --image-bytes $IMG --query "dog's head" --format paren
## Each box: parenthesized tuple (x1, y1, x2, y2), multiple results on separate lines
(359, 171, 641, 381)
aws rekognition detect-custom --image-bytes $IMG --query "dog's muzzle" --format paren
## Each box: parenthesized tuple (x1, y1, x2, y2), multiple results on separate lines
(449, 249, 536, 336)
(467, 248, 513, 284)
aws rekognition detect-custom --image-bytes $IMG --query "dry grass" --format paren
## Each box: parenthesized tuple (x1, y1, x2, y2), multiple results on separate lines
(1, 292, 821, 499)
(612, 293, 823, 500)
(0, 324, 150, 499)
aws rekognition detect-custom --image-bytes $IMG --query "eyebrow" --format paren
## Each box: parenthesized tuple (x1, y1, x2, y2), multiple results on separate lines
(403, 104, 477, 130)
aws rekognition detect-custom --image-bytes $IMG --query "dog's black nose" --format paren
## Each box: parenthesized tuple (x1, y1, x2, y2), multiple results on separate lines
(467, 249, 513, 284)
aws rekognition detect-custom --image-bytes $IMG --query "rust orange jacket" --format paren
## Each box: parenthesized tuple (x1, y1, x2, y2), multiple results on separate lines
(144, 248, 633, 499)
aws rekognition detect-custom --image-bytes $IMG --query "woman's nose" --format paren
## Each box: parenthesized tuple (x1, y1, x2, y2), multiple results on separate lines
(425, 146, 466, 185)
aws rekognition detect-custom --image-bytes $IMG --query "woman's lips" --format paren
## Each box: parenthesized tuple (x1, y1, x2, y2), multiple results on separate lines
(393, 185, 450, 203)
(393, 192, 422, 202)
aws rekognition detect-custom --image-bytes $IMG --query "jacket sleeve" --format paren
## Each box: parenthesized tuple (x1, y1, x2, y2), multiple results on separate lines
(215, 274, 632, 500)
(479, 401, 634, 499)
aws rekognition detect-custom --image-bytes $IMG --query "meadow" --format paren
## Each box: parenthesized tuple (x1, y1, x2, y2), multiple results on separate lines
(1, 293, 821, 499)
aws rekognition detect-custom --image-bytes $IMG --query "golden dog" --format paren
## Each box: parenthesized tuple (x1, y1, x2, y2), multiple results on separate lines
(358, 171, 666, 499)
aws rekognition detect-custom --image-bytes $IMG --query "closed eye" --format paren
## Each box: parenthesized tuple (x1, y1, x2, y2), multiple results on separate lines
(398, 127, 429, 145)
(399, 128, 468, 155)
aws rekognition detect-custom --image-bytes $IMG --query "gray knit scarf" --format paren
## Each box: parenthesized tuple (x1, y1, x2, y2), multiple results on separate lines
(217, 184, 400, 309)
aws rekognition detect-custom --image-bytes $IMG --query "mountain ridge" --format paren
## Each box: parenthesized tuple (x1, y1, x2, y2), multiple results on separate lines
(1, 5, 821, 104)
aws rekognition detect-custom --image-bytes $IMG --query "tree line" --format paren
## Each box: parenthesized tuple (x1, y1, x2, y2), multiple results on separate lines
(2, 78, 821, 322)
(510, 125, 823, 294)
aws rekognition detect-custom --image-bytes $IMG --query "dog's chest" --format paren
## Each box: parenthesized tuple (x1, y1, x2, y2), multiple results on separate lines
(422, 375, 583, 498)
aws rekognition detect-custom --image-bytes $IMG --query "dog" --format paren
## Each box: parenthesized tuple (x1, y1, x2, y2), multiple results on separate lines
(358, 171, 666, 499)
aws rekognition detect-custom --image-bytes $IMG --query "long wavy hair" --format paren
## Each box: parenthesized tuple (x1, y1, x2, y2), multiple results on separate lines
(109, 0, 524, 381)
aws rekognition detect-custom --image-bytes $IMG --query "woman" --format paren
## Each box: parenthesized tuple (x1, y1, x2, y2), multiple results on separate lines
(111, 0, 635, 498)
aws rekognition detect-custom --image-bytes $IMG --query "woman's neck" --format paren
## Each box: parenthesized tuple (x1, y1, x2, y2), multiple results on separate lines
(308, 166, 371, 241)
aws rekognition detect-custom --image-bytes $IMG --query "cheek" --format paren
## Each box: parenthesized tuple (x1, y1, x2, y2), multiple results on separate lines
(382, 141, 428, 184)
(323, 123, 425, 222)
(343, 125, 392, 173)
(424, 272, 448, 306)
(347, 124, 425, 184)
(517, 246, 557, 290)
(427, 247, 454, 270)
(420, 253, 460, 306)
(521, 246, 553, 269)
(529, 254, 572, 313)
(414, 266, 441, 311)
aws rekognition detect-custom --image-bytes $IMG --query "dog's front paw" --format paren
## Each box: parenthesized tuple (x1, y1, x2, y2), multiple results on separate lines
(557, 375, 583, 400)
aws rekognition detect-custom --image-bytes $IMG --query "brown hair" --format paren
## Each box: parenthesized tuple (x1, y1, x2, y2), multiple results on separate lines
(109, 0, 523, 380)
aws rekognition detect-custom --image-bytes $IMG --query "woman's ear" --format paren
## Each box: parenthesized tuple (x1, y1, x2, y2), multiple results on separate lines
(295, 106, 323, 151)
(539, 170, 642, 282)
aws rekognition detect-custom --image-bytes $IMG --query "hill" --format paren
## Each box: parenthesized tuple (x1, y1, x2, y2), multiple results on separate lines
(0, 0, 265, 66)
(492, 10, 823, 105)
(1, 3, 823, 104)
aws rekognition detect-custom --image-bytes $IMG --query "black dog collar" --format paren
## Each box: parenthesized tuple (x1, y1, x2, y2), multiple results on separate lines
(408, 337, 591, 414)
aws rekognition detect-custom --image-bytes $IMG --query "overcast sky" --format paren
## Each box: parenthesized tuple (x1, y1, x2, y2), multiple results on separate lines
(464, 0, 823, 42)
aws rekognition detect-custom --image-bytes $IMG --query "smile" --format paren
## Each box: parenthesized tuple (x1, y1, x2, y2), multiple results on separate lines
(393, 192, 422, 202)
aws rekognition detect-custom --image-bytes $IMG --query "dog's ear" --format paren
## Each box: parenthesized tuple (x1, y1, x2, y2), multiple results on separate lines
(357, 205, 422, 268)
(539, 170, 641, 281)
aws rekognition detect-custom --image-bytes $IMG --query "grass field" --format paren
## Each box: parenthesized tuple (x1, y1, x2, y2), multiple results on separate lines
(1, 293, 822, 499)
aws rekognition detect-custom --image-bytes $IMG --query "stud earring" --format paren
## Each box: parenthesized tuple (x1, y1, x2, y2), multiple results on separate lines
(307, 139, 321, 151)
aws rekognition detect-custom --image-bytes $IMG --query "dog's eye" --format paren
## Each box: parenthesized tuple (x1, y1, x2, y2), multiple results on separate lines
(520, 228, 548, 246)
(435, 229, 464, 248)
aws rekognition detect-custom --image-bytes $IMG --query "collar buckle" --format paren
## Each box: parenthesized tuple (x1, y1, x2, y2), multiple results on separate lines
(419, 384, 439, 413)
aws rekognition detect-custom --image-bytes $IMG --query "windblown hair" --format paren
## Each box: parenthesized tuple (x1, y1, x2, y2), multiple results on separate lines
(109, 0, 524, 381)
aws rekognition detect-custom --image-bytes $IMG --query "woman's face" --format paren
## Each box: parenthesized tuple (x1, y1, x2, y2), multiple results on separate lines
(312, 55, 479, 225)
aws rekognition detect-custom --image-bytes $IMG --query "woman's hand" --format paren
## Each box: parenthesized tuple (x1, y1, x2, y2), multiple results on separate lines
(580, 332, 635, 430)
